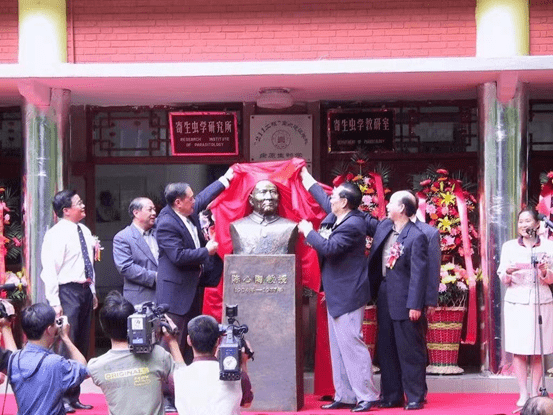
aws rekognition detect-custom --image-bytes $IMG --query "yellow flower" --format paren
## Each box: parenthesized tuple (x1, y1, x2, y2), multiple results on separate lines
(438, 216, 454, 232)
(439, 192, 456, 206)
(441, 275, 457, 284)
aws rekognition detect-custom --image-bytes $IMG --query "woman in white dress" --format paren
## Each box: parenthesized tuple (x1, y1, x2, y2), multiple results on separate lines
(498, 207, 553, 407)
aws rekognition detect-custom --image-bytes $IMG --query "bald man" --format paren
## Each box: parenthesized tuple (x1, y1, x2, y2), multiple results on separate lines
(364, 190, 428, 410)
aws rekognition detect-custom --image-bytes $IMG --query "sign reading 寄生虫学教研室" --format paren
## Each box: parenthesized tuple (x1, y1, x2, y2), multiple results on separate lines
(169, 112, 239, 156)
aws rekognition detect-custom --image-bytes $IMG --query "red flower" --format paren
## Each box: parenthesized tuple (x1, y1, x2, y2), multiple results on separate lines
(547, 171, 553, 179)
(420, 179, 432, 187)
(346, 173, 354, 181)
(356, 159, 366, 166)
(436, 168, 449, 175)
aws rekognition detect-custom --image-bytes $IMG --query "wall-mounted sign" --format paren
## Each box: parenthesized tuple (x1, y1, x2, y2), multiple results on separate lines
(169, 112, 239, 156)
(327, 109, 394, 153)
(250, 115, 312, 164)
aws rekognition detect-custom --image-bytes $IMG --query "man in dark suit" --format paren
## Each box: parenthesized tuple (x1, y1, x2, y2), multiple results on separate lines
(156, 169, 232, 363)
(365, 190, 428, 410)
(298, 168, 379, 413)
(113, 197, 158, 305)
(410, 192, 441, 404)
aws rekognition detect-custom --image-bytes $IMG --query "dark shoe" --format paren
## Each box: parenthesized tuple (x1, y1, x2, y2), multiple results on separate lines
(63, 402, 76, 413)
(351, 400, 379, 412)
(71, 401, 93, 410)
(321, 401, 355, 409)
(380, 400, 405, 408)
(404, 402, 424, 410)
(164, 403, 178, 413)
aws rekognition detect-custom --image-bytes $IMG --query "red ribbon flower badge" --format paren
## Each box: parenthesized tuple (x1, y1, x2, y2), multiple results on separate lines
(386, 242, 404, 269)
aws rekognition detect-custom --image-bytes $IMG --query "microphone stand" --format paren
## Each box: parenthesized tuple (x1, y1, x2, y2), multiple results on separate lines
(530, 245, 548, 398)
(514, 239, 549, 414)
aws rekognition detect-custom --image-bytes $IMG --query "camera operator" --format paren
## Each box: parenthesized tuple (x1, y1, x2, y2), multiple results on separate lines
(0, 300, 17, 385)
(87, 291, 184, 415)
(7, 303, 89, 415)
(174, 315, 253, 415)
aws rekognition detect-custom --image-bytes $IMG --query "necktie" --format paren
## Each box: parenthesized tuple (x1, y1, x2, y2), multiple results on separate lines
(186, 218, 201, 248)
(77, 225, 94, 283)
(143, 229, 159, 263)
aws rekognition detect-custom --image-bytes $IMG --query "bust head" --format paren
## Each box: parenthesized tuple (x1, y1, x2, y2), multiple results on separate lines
(249, 180, 279, 217)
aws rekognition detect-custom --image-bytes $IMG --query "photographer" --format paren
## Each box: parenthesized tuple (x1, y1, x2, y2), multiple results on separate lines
(174, 315, 253, 415)
(7, 303, 88, 415)
(0, 301, 17, 385)
(87, 291, 183, 415)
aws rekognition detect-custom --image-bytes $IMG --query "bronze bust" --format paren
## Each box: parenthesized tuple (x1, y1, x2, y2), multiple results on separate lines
(230, 180, 298, 254)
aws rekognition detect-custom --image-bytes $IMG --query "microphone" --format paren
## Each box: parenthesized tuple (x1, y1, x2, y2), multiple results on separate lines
(538, 214, 553, 229)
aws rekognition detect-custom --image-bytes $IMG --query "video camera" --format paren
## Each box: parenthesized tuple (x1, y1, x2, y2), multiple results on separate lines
(0, 284, 18, 318)
(127, 302, 175, 354)
(218, 305, 253, 381)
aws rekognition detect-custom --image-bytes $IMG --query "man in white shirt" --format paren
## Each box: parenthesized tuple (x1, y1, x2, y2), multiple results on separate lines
(113, 197, 159, 306)
(174, 315, 253, 415)
(40, 189, 98, 413)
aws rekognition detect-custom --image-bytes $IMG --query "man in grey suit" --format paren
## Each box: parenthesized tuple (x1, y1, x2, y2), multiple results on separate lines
(298, 168, 379, 413)
(113, 197, 158, 305)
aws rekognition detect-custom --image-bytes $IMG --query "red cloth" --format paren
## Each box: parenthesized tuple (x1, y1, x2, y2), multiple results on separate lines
(202, 158, 329, 321)
(313, 292, 335, 397)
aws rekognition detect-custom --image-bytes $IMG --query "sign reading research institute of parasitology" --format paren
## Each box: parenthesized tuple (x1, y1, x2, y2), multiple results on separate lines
(169, 112, 239, 156)
(327, 109, 395, 153)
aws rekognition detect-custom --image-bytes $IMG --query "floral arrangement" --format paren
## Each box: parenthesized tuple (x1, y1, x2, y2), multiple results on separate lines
(438, 263, 469, 307)
(537, 171, 553, 241)
(415, 167, 478, 258)
(438, 263, 483, 307)
(0, 185, 22, 262)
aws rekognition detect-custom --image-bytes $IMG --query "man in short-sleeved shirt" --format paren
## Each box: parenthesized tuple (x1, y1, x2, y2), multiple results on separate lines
(8, 303, 88, 415)
(88, 291, 182, 415)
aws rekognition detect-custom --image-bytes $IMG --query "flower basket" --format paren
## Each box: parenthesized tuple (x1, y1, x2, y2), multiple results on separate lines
(426, 306, 466, 375)
(362, 304, 379, 373)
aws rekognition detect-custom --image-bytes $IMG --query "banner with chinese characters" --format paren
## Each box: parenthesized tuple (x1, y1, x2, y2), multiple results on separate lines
(169, 112, 239, 156)
(249, 115, 312, 164)
(327, 109, 394, 153)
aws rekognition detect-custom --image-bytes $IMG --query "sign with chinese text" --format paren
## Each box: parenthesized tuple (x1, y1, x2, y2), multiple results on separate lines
(327, 109, 394, 153)
(169, 112, 239, 156)
(223, 254, 302, 411)
(250, 115, 312, 163)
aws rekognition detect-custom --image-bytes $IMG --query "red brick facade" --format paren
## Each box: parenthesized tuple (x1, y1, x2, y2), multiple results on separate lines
(530, 0, 553, 55)
(0, 0, 18, 63)
(68, 0, 477, 62)
(2, 0, 553, 64)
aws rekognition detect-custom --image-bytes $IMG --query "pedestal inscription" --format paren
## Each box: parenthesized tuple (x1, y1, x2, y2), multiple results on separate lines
(223, 254, 303, 411)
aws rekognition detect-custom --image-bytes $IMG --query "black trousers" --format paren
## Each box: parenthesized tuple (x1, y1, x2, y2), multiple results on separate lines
(376, 280, 427, 404)
(58, 282, 93, 404)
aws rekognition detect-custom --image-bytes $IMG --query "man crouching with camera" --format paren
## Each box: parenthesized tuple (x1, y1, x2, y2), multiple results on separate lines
(87, 291, 183, 415)
(6, 303, 89, 415)
(174, 315, 253, 415)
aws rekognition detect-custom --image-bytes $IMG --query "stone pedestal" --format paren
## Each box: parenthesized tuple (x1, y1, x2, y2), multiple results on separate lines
(223, 254, 303, 411)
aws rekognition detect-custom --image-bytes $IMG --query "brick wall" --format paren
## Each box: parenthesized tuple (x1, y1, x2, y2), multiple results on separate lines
(0, 0, 18, 63)
(69, 0, 477, 63)
(530, 0, 553, 55)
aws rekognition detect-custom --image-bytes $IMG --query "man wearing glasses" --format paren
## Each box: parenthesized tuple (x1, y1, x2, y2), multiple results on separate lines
(156, 169, 233, 364)
(40, 189, 97, 413)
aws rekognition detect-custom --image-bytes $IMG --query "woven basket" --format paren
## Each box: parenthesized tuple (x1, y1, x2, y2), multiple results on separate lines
(363, 305, 379, 372)
(426, 306, 466, 375)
